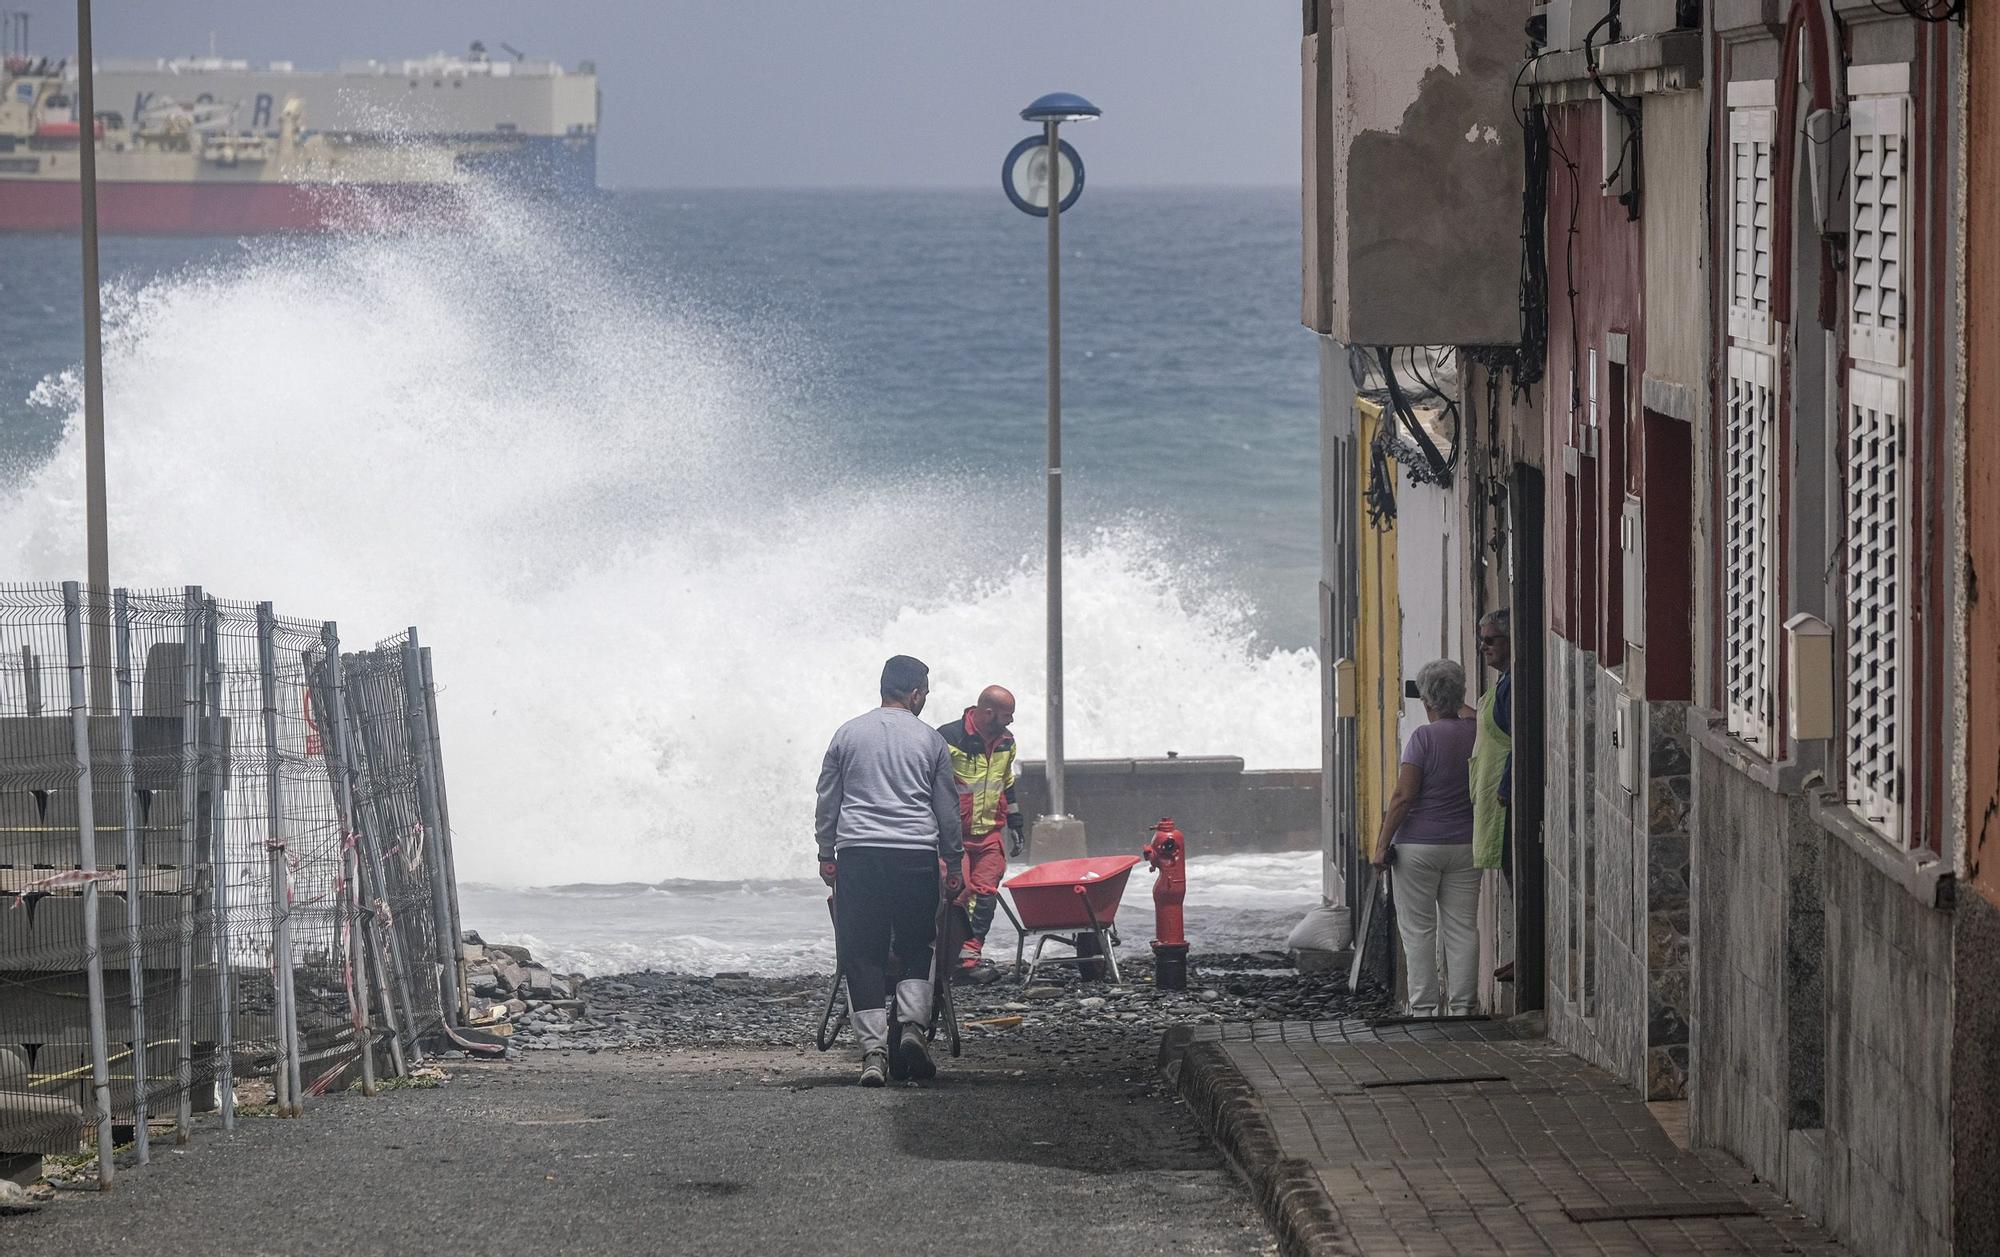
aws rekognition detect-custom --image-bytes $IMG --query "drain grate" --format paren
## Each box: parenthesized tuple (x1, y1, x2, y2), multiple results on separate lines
(1357, 1072, 1509, 1089)
(1564, 1200, 1758, 1223)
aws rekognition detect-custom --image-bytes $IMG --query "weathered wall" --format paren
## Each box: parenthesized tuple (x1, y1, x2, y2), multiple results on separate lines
(1692, 745, 1954, 1257)
(1015, 759, 1319, 858)
(1325, 0, 1525, 345)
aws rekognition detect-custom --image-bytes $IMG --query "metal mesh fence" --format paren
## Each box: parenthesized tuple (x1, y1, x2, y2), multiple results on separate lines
(0, 583, 470, 1189)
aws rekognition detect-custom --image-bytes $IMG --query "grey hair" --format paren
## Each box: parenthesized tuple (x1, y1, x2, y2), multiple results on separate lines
(1416, 659, 1467, 714)
(1479, 608, 1511, 636)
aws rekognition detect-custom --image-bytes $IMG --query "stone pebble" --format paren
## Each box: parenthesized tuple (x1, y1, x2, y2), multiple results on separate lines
(472, 946, 1395, 1056)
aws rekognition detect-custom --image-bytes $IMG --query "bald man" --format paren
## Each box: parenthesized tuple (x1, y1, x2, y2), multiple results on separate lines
(938, 685, 1023, 978)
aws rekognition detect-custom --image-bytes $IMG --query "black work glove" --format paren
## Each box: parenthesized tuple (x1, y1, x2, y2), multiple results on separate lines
(1007, 818, 1025, 858)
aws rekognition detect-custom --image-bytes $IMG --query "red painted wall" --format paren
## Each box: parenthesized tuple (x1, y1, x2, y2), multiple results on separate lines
(1543, 103, 1644, 661)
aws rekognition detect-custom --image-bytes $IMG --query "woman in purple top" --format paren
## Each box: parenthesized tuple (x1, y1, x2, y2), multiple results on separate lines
(1372, 658, 1481, 1016)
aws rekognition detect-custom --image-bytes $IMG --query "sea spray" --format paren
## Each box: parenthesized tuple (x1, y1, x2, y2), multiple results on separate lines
(0, 189, 1318, 883)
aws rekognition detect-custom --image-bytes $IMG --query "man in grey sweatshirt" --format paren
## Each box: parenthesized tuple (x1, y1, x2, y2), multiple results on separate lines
(815, 654, 965, 1086)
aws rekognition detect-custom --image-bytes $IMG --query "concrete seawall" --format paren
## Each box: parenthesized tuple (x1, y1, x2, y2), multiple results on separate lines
(1015, 757, 1319, 857)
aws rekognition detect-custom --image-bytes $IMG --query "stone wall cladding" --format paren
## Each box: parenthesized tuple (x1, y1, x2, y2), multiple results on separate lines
(1691, 746, 1792, 1179)
(1692, 744, 1954, 1257)
(1953, 892, 2000, 1255)
(1819, 833, 1951, 1257)
(1543, 637, 1648, 1092)
(1646, 700, 1693, 1099)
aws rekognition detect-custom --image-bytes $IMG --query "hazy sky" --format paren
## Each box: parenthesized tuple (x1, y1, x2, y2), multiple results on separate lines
(48, 2, 1301, 189)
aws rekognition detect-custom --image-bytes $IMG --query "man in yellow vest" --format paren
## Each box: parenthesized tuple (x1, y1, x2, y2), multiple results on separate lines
(939, 685, 1022, 979)
(1470, 609, 1514, 978)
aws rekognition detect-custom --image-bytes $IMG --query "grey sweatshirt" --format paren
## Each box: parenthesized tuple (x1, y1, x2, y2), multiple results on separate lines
(814, 706, 964, 864)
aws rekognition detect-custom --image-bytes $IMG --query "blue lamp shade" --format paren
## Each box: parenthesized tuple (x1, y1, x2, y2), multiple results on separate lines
(1020, 92, 1102, 123)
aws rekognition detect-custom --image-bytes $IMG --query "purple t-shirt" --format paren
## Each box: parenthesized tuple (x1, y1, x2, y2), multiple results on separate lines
(1395, 717, 1477, 844)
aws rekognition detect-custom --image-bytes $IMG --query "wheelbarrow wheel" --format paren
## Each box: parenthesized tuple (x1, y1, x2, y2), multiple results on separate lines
(814, 971, 848, 1052)
(939, 978, 962, 1057)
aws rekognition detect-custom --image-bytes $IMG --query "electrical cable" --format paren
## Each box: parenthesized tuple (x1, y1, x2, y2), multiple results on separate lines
(1867, 0, 1961, 23)
(1583, 2, 1644, 221)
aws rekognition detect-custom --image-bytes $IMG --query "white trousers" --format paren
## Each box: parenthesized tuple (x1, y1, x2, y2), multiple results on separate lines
(1392, 842, 1480, 1016)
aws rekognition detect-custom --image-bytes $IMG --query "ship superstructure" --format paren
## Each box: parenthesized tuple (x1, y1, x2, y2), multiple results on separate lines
(0, 41, 598, 233)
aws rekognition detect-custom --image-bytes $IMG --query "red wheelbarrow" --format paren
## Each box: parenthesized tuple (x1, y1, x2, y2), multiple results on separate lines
(1002, 855, 1142, 985)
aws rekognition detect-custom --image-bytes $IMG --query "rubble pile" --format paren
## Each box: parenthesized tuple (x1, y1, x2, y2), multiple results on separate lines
(458, 932, 604, 1049)
(454, 940, 1392, 1056)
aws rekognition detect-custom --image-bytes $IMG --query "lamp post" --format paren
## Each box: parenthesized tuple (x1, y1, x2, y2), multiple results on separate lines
(1004, 92, 1098, 861)
(77, 0, 111, 702)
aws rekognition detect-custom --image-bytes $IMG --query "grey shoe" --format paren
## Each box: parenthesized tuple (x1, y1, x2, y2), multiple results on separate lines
(895, 1023, 936, 1081)
(858, 1050, 889, 1087)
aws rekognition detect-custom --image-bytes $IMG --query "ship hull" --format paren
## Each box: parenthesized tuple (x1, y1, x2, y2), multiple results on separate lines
(0, 177, 466, 234)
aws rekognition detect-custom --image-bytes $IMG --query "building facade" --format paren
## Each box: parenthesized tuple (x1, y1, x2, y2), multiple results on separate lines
(1300, 2, 1997, 1252)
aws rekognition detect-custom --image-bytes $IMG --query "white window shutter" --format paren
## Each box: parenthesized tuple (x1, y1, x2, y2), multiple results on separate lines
(1845, 369, 1905, 843)
(1728, 106, 1776, 345)
(1723, 346, 1778, 753)
(1849, 95, 1907, 368)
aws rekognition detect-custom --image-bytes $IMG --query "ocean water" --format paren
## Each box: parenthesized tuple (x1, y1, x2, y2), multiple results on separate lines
(459, 849, 1321, 978)
(0, 185, 1323, 893)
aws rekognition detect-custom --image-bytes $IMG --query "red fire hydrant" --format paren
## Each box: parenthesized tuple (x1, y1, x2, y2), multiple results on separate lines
(1143, 817, 1190, 990)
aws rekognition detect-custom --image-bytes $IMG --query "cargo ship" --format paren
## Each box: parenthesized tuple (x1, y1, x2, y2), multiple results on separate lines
(0, 42, 598, 233)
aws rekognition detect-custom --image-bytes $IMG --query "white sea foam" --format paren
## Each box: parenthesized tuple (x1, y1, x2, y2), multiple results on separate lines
(1, 190, 1318, 883)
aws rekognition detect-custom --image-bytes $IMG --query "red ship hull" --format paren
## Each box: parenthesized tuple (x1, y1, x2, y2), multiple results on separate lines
(0, 178, 464, 234)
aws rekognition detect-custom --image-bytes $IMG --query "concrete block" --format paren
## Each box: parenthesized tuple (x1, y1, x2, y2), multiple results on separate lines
(1131, 756, 1242, 777)
(1014, 760, 1319, 856)
(1028, 816, 1087, 864)
(0, 1090, 84, 1156)
(0, 893, 211, 971)
(24, 1040, 199, 1116)
(0, 969, 217, 1042)
(39, 788, 138, 829)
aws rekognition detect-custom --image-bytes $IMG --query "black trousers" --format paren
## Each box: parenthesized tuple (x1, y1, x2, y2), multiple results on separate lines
(834, 846, 938, 1012)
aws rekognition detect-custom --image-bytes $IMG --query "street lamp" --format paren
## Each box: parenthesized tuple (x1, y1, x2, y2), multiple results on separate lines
(1003, 92, 1098, 863)
(76, 0, 111, 703)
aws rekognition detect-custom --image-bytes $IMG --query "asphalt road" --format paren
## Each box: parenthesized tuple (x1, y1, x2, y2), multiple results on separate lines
(8, 1042, 1273, 1256)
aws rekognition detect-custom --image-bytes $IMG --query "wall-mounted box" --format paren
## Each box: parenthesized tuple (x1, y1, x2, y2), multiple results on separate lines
(1785, 613, 1835, 741)
(1302, 0, 1525, 346)
(1622, 495, 1646, 649)
(1333, 657, 1358, 719)
(1613, 689, 1642, 794)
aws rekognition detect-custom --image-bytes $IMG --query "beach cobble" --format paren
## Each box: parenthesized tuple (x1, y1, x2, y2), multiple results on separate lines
(480, 952, 1392, 1056)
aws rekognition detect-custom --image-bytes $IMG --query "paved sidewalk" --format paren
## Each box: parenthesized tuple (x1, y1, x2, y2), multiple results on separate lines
(1163, 1018, 1849, 1256)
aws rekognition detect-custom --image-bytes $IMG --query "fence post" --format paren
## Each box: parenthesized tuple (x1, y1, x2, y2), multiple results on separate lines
(112, 589, 149, 1164)
(342, 664, 425, 1065)
(203, 601, 234, 1131)
(416, 646, 466, 1021)
(318, 629, 402, 1085)
(174, 585, 202, 1144)
(62, 581, 116, 1189)
(256, 604, 302, 1117)
(402, 631, 458, 1028)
